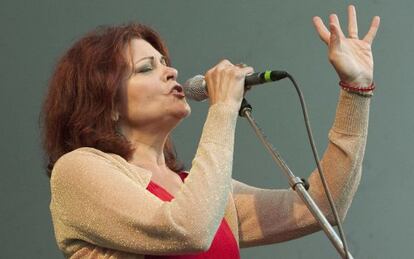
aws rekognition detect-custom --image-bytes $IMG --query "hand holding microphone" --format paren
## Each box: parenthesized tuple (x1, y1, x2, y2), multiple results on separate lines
(184, 62, 288, 102)
(200, 60, 254, 107)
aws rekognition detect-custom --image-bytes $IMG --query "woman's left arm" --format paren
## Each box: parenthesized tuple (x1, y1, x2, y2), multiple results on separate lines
(232, 5, 380, 247)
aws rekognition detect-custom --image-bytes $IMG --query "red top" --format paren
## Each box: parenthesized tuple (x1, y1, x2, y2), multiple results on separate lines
(145, 172, 240, 259)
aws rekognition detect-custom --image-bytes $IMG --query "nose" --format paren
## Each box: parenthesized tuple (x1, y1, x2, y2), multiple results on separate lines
(164, 66, 178, 81)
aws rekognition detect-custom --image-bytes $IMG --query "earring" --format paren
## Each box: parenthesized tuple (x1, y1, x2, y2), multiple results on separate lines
(111, 111, 119, 121)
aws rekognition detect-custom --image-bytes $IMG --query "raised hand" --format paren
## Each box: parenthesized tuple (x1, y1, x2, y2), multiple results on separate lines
(313, 5, 380, 87)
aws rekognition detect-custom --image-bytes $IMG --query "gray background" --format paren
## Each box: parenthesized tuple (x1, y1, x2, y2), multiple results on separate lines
(1, 0, 412, 258)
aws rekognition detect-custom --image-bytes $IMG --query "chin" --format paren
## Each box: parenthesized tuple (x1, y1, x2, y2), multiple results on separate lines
(178, 105, 191, 118)
(170, 102, 191, 121)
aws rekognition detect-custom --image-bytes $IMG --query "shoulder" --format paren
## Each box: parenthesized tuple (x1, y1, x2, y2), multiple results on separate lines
(51, 147, 152, 187)
(58, 147, 116, 160)
(50, 148, 117, 183)
(53, 147, 119, 172)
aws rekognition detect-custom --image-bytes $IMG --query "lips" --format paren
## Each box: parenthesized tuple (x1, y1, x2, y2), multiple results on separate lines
(170, 84, 185, 97)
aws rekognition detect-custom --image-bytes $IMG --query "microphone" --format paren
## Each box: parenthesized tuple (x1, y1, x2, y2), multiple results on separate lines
(183, 70, 288, 101)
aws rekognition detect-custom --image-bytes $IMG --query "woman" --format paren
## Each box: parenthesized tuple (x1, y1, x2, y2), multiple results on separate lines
(43, 5, 380, 258)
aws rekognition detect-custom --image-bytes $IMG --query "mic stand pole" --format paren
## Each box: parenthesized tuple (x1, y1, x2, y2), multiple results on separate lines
(239, 98, 354, 259)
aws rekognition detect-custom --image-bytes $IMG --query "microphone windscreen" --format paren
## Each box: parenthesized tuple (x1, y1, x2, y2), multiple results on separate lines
(183, 75, 208, 101)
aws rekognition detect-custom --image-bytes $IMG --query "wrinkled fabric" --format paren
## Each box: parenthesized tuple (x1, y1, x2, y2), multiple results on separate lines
(49, 91, 370, 258)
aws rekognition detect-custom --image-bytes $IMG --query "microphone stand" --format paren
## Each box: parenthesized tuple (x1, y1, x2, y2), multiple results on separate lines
(238, 98, 354, 259)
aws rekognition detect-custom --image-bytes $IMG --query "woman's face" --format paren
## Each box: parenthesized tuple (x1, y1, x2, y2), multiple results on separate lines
(118, 39, 191, 132)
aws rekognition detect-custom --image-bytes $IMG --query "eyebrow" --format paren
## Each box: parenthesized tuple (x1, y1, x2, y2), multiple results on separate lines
(134, 55, 166, 65)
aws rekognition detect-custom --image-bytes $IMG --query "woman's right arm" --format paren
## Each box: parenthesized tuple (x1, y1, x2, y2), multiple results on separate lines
(50, 60, 253, 256)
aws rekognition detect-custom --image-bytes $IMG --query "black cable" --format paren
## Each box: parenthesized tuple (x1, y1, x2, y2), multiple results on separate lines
(286, 73, 350, 259)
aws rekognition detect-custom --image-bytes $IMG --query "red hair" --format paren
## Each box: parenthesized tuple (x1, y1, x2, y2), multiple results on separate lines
(41, 23, 184, 177)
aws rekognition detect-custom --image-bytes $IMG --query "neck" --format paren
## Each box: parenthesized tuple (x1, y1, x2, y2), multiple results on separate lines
(120, 126, 170, 170)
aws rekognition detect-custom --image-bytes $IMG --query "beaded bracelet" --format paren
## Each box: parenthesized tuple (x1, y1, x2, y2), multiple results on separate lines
(339, 81, 375, 97)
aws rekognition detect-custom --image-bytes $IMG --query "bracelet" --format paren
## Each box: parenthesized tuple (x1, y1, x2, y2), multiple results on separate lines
(339, 81, 375, 97)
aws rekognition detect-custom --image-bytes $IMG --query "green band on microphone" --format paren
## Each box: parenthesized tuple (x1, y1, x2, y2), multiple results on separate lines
(264, 70, 272, 82)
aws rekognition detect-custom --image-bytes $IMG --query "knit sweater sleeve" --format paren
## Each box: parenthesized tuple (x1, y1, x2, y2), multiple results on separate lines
(232, 90, 370, 248)
(50, 102, 240, 256)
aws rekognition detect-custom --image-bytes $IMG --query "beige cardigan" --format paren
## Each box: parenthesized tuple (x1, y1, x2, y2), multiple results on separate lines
(50, 90, 370, 258)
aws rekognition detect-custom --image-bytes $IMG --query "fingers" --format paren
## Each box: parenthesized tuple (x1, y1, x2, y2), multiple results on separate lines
(235, 63, 255, 75)
(314, 10, 353, 45)
(363, 16, 380, 45)
(208, 59, 253, 78)
(205, 59, 254, 104)
(327, 14, 345, 48)
(215, 59, 234, 69)
(329, 14, 345, 39)
(313, 14, 345, 45)
(315, 5, 380, 46)
(241, 65, 255, 76)
(329, 22, 342, 45)
(312, 16, 330, 44)
(348, 5, 359, 39)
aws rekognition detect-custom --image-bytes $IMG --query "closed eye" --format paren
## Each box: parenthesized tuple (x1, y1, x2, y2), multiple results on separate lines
(135, 64, 153, 73)
(133, 55, 167, 74)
